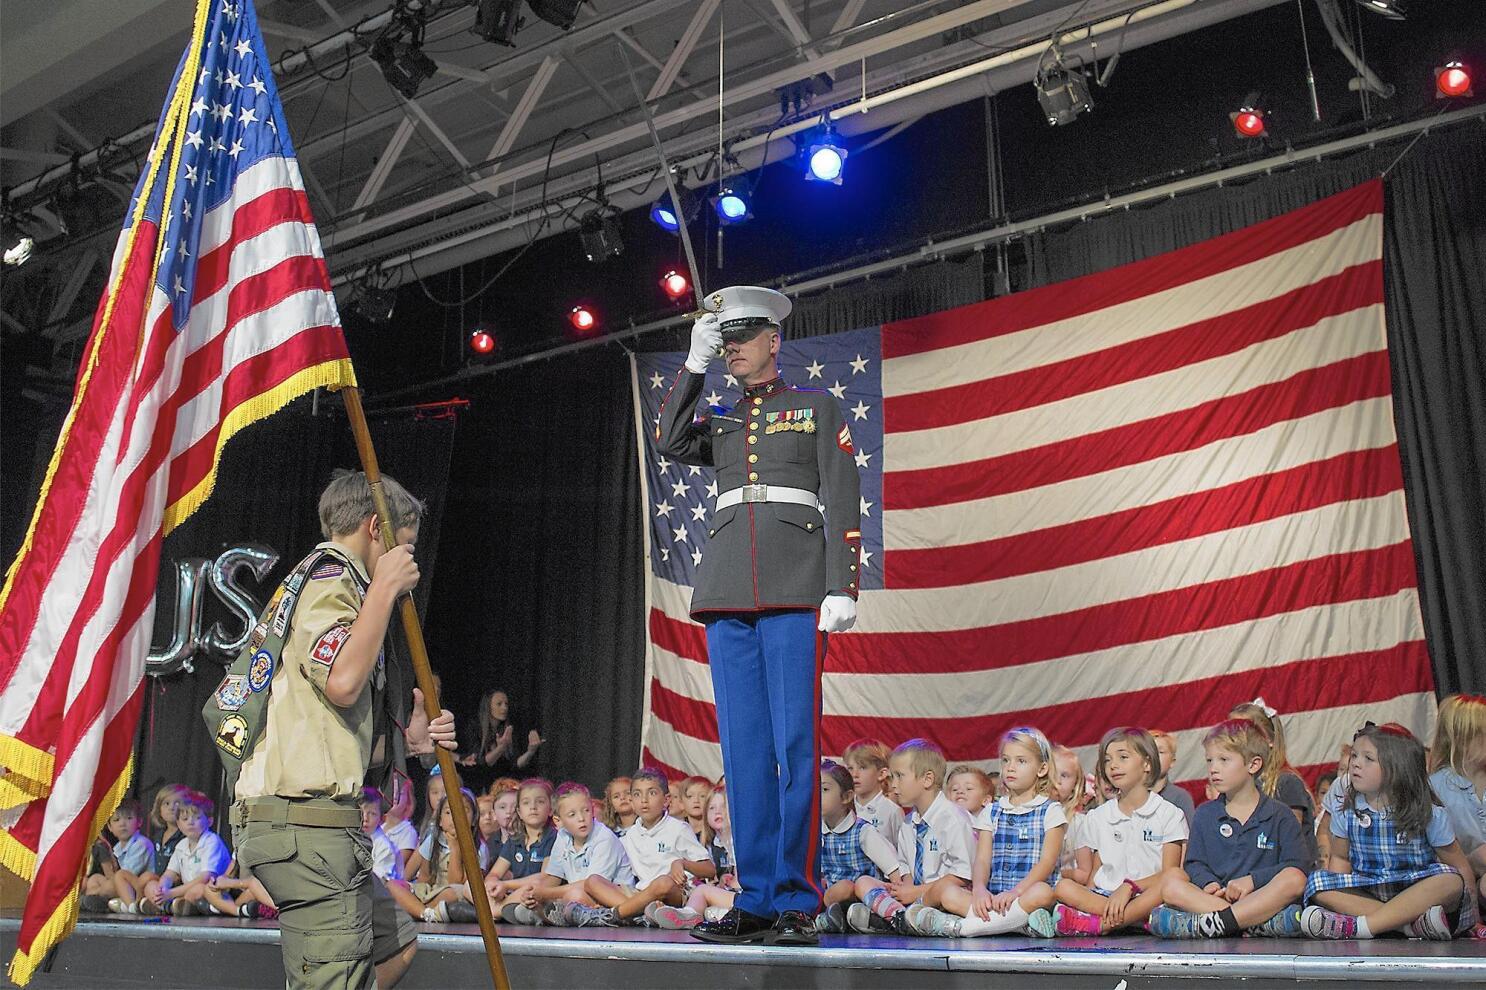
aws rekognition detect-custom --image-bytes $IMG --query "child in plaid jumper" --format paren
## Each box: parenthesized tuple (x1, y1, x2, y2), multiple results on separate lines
(814, 760, 902, 933)
(1303, 723, 1478, 940)
(909, 728, 1065, 937)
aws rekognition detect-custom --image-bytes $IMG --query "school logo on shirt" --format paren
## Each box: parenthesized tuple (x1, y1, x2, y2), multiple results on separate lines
(1219, 823, 1234, 838)
(929, 839, 940, 852)
(1257, 831, 1275, 850)
(312, 625, 351, 666)
(247, 650, 274, 692)
(1142, 829, 1157, 843)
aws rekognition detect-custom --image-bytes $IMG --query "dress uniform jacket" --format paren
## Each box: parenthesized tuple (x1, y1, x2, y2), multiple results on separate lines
(656, 370, 862, 616)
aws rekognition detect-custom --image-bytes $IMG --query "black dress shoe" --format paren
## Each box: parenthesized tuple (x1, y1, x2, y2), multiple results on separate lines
(771, 910, 819, 946)
(690, 908, 777, 944)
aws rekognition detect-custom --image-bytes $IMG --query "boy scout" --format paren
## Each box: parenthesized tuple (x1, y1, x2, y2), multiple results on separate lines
(656, 286, 862, 946)
(213, 470, 451, 989)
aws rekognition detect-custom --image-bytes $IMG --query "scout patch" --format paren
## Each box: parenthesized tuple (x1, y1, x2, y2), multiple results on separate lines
(310, 561, 345, 581)
(216, 713, 250, 759)
(247, 621, 268, 653)
(215, 674, 250, 712)
(764, 407, 816, 435)
(271, 591, 296, 638)
(837, 423, 853, 454)
(312, 625, 351, 666)
(248, 649, 274, 692)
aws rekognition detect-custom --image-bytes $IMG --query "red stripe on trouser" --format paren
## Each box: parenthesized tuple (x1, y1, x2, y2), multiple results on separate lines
(803, 622, 825, 910)
(880, 182, 1381, 359)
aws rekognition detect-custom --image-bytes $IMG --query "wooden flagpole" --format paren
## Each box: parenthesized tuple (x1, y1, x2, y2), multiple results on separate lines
(340, 386, 511, 990)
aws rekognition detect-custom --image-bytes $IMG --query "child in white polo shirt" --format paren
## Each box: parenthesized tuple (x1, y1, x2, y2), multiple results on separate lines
(512, 782, 634, 926)
(844, 738, 904, 848)
(1054, 727, 1187, 935)
(848, 739, 976, 934)
(570, 768, 714, 926)
(135, 791, 231, 915)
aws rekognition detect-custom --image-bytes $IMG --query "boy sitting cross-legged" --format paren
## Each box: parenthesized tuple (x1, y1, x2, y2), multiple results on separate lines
(135, 791, 231, 916)
(507, 782, 635, 926)
(1148, 719, 1310, 938)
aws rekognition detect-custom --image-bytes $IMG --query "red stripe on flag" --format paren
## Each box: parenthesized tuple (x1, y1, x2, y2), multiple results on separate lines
(834, 541, 1418, 676)
(640, 748, 695, 785)
(885, 262, 1383, 433)
(887, 445, 1405, 589)
(651, 679, 721, 745)
(884, 351, 1392, 511)
(650, 607, 709, 664)
(880, 182, 1381, 359)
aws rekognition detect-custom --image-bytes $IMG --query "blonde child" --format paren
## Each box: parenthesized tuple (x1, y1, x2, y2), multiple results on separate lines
(667, 778, 686, 819)
(682, 776, 714, 842)
(113, 782, 189, 905)
(653, 789, 747, 931)
(481, 778, 559, 918)
(1230, 703, 1317, 867)
(947, 766, 996, 815)
(910, 728, 1064, 937)
(1303, 723, 1477, 940)
(82, 800, 154, 912)
(813, 761, 901, 933)
(1148, 719, 1308, 938)
(843, 738, 903, 848)
(1429, 694, 1486, 921)
(1052, 745, 1092, 886)
(847, 739, 975, 935)
(602, 776, 636, 835)
(135, 792, 231, 916)
(1150, 730, 1196, 827)
(572, 768, 714, 928)
(509, 783, 633, 926)
(1053, 727, 1187, 935)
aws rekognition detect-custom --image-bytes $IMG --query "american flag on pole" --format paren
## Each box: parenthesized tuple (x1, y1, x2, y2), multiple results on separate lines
(631, 181, 1434, 794)
(0, 0, 353, 980)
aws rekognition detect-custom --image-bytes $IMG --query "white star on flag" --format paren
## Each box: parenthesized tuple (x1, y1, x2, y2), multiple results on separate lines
(805, 359, 824, 379)
(656, 457, 671, 473)
(224, 70, 242, 91)
(671, 479, 689, 499)
(687, 465, 701, 477)
(689, 505, 707, 522)
(208, 136, 226, 153)
(660, 547, 670, 562)
(851, 400, 870, 421)
(190, 96, 209, 117)
(184, 164, 198, 184)
(249, 76, 267, 97)
(185, 130, 203, 150)
(673, 525, 689, 543)
(238, 106, 257, 126)
(850, 354, 870, 374)
(854, 449, 872, 469)
(649, 372, 665, 389)
(173, 276, 186, 296)
(860, 549, 873, 569)
(724, 374, 738, 388)
(705, 480, 718, 499)
(228, 139, 245, 159)
(234, 38, 252, 59)
(827, 380, 847, 400)
(705, 391, 722, 406)
(860, 496, 874, 517)
(655, 500, 674, 517)
(691, 549, 703, 567)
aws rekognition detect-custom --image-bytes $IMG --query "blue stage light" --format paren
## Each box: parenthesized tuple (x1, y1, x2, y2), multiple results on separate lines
(650, 196, 680, 231)
(804, 119, 846, 185)
(712, 178, 754, 225)
(718, 191, 748, 219)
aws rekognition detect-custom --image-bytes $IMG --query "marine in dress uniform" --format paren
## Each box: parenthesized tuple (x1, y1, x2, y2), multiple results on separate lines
(655, 286, 863, 945)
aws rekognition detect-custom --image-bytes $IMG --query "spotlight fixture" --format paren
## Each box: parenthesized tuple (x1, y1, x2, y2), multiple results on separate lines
(527, 0, 585, 30)
(371, 34, 438, 99)
(804, 118, 847, 184)
(660, 269, 690, 301)
(1436, 59, 1473, 99)
(1230, 92, 1267, 138)
(1036, 67, 1093, 126)
(1354, 0, 1406, 19)
(569, 305, 598, 333)
(471, 0, 523, 46)
(649, 188, 697, 233)
(712, 177, 754, 224)
(578, 206, 623, 263)
(469, 327, 497, 356)
(351, 281, 397, 324)
(2, 215, 35, 267)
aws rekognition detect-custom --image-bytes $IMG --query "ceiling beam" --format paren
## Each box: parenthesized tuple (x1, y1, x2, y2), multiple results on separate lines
(562, 50, 627, 116)
(46, 250, 98, 326)
(0, 147, 69, 166)
(647, 0, 721, 101)
(350, 116, 417, 219)
(485, 55, 560, 168)
(829, 0, 870, 36)
(45, 109, 94, 152)
(258, 19, 324, 45)
(399, 97, 473, 170)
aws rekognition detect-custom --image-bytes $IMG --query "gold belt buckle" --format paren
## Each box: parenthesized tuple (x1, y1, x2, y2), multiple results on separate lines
(742, 484, 767, 503)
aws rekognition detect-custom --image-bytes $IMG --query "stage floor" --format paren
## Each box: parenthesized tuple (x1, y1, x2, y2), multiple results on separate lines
(5, 913, 1485, 988)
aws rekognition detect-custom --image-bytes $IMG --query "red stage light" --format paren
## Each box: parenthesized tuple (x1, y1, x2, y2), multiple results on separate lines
(1232, 108, 1266, 138)
(469, 329, 495, 355)
(1436, 61, 1473, 98)
(569, 305, 597, 332)
(661, 270, 690, 300)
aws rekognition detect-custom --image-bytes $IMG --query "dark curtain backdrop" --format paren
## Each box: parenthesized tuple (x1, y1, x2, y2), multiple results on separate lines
(132, 397, 456, 819)
(1024, 123, 1486, 694)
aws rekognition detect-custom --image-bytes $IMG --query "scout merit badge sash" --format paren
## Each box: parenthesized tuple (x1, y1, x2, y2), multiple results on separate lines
(765, 407, 816, 435)
(201, 545, 363, 793)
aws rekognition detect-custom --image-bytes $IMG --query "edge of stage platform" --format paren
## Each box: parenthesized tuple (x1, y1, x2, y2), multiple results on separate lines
(5, 915, 1486, 986)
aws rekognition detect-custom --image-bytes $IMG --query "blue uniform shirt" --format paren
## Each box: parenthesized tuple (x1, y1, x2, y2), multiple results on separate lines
(1185, 792, 1306, 890)
(496, 826, 558, 880)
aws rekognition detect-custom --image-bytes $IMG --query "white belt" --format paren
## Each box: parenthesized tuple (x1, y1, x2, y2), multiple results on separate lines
(715, 484, 821, 512)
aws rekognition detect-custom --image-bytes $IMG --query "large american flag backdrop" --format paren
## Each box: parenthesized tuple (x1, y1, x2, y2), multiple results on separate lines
(630, 181, 1435, 792)
(0, 0, 352, 980)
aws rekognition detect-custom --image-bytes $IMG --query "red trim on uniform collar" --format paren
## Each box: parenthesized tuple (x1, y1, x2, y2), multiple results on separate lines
(743, 377, 787, 398)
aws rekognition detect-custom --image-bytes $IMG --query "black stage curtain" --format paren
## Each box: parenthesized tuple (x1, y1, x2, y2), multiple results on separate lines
(132, 397, 456, 816)
(1023, 124, 1486, 693)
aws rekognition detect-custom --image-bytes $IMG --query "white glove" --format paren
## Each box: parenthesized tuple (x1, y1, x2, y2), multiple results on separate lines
(685, 313, 723, 373)
(818, 593, 857, 633)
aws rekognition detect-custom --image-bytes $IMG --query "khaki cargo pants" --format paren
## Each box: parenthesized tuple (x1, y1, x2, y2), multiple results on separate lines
(234, 796, 415, 989)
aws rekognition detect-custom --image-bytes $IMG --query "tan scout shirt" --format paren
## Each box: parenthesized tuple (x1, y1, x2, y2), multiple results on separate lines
(236, 542, 378, 800)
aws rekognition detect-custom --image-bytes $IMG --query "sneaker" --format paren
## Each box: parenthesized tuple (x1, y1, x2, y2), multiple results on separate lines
(105, 898, 130, 914)
(846, 902, 893, 935)
(79, 895, 111, 913)
(445, 900, 478, 924)
(905, 904, 963, 938)
(1023, 907, 1057, 938)
(539, 900, 567, 926)
(1406, 905, 1452, 941)
(1054, 904, 1102, 937)
(1146, 906, 1201, 939)
(138, 898, 166, 916)
(504, 904, 543, 926)
(1301, 905, 1359, 940)
(647, 904, 701, 930)
(170, 899, 195, 917)
(703, 905, 730, 923)
(422, 901, 450, 923)
(1246, 904, 1304, 938)
(815, 902, 848, 934)
(565, 903, 619, 928)
(237, 902, 261, 920)
(257, 905, 279, 921)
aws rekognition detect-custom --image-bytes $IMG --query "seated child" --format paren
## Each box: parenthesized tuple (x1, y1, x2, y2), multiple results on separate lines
(659, 788, 747, 930)
(483, 784, 519, 862)
(382, 773, 420, 865)
(602, 776, 636, 836)
(702, 787, 735, 879)
(667, 778, 687, 820)
(813, 760, 908, 934)
(199, 857, 278, 919)
(107, 784, 187, 910)
(1052, 745, 1091, 886)
(510, 782, 634, 926)
(1150, 729, 1196, 827)
(570, 767, 714, 927)
(1147, 719, 1308, 938)
(844, 738, 904, 848)
(82, 800, 154, 912)
(910, 728, 1064, 937)
(947, 766, 996, 816)
(847, 739, 976, 935)
(135, 791, 231, 916)
(682, 776, 714, 843)
(362, 787, 406, 882)
(388, 787, 477, 922)
(478, 778, 559, 918)
(1429, 694, 1486, 922)
(1303, 722, 1478, 940)
(1053, 727, 1187, 935)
